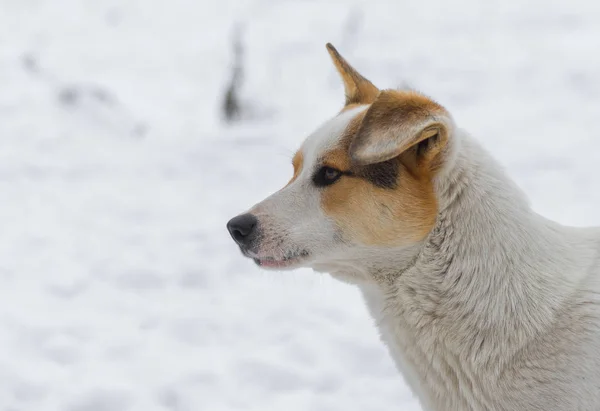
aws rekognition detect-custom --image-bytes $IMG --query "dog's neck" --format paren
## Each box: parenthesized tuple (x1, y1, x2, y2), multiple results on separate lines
(402, 131, 579, 347)
(334, 130, 595, 408)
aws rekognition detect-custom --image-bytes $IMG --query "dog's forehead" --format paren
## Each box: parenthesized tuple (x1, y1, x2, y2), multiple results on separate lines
(300, 106, 368, 168)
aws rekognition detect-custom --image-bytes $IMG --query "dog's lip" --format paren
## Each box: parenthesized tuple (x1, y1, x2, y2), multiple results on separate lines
(254, 257, 298, 268)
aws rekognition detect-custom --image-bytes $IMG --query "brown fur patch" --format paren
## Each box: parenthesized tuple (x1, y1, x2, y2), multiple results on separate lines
(321, 161, 437, 246)
(319, 93, 442, 246)
(350, 89, 449, 168)
(285, 150, 304, 187)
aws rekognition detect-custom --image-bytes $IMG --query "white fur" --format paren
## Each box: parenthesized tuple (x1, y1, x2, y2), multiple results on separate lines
(301, 106, 367, 172)
(241, 107, 600, 410)
(353, 131, 600, 410)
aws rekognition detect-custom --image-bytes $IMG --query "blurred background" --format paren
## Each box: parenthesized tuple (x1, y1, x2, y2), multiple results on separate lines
(1, 0, 600, 410)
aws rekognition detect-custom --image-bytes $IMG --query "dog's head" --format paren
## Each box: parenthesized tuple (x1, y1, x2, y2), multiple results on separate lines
(227, 44, 455, 279)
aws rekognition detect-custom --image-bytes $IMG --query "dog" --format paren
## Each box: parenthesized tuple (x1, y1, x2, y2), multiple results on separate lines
(226, 44, 600, 411)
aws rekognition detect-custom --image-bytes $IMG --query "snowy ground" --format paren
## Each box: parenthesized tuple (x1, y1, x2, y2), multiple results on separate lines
(1, 0, 600, 410)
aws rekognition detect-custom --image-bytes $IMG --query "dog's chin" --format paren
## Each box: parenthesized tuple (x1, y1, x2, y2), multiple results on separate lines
(241, 248, 310, 271)
(253, 256, 304, 271)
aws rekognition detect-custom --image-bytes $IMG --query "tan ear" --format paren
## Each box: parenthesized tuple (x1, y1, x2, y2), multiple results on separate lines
(349, 90, 452, 170)
(326, 43, 380, 106)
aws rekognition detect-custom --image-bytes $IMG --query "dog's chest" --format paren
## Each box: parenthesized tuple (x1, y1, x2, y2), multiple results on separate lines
(359, 284, 487, 411)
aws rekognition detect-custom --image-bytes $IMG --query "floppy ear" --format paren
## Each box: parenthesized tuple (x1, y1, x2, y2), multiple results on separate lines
(349, 90, 453, 171)
(326, 43, 380, 106)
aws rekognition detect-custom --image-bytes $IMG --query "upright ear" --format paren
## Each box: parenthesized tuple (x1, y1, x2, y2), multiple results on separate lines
(326, 43, 380, 106)
(349, 90, 453, 172)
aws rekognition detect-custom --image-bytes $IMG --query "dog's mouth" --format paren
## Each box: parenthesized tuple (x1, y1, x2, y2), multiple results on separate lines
(243, 249, 310, 270)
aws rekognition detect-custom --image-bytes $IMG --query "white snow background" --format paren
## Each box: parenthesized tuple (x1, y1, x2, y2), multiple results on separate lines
(1, 0, 600, 410)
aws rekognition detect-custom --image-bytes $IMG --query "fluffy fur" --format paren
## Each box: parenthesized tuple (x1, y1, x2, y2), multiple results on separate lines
(226, 44, 600, 411)
(356, 133, 600, 410)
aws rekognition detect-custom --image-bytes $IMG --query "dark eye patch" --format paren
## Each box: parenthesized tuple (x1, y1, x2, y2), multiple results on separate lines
(355, 158, 400, 189)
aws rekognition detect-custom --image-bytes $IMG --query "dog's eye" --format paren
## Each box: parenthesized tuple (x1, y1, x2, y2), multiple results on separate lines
(313, 166, 342, 187)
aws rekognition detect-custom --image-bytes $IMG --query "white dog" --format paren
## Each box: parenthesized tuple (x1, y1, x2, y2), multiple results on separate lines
(226, 44, 600, 411)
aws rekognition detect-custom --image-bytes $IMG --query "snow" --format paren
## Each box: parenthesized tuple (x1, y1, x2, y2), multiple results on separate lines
(1, 0, 600, 410)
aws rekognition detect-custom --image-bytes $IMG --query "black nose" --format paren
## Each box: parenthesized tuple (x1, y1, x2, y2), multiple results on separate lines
(226, 213, 258, 246)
